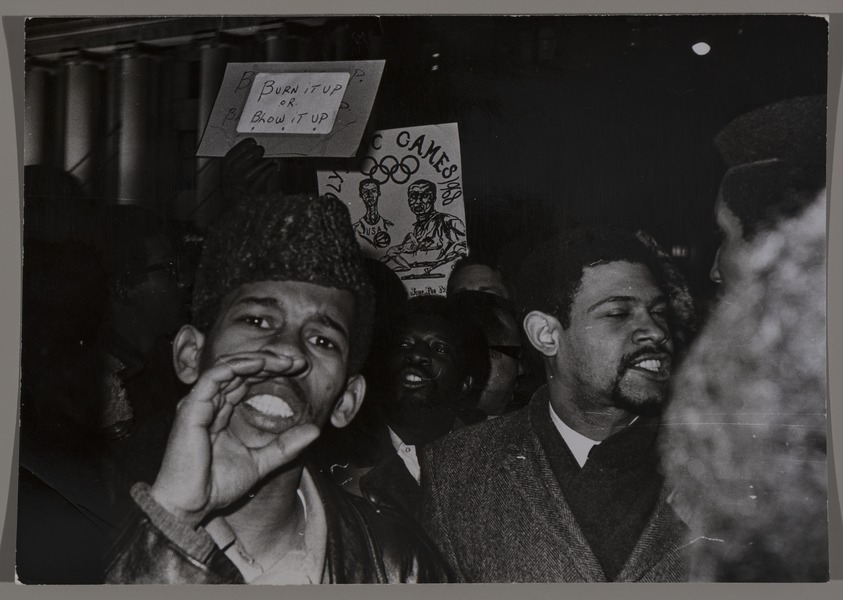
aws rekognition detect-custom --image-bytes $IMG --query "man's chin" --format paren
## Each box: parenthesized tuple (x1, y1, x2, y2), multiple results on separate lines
(611, 386, 667, 417)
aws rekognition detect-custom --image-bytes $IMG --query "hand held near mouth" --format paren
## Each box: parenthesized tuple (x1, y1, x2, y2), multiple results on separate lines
(150, 353, 320, 528)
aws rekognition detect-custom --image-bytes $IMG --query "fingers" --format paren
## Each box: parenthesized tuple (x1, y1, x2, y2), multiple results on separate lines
(250, 424, 321, 478)
(187, 355, 269, 405)
(209, 400, 235, 435)
(223, 138, 258, 167)
(216, 351, 309, 378)
(175, 352, 309, 433)
(229, 142, 265, 174)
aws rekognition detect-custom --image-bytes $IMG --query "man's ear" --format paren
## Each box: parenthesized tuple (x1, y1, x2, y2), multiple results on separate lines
(523, 311, 562, 357)
(173, 325, 206, 385)
(460, 375, 474, 395)
(331, 374, 367, 429)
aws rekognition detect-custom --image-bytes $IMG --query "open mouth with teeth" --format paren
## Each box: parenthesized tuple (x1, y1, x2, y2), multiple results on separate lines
(397, 367, 436, 390)
(245, 394, 294, 417)
(627, 356, 671, 381)
(238, 387, 306, 435)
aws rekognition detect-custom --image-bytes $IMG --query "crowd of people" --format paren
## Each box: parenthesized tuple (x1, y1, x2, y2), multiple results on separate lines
(17, 94, 828, 583)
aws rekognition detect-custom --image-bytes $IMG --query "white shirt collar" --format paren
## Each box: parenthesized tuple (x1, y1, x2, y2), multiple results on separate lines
(548, 404, 639, 468)
(388, 427, 421, 483)
(549, 403, 600, 468)
(205, 467, 327, 584)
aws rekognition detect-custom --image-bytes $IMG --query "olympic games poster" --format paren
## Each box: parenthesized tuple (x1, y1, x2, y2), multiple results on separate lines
(317, 123, 467, 297)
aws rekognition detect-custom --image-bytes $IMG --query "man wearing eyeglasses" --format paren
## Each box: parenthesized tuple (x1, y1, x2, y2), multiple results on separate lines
(447, 256, 524, 418)
(97, 204, 189, 438)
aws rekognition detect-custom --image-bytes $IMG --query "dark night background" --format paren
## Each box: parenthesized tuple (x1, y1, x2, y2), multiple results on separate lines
(24, 15, 829, 301)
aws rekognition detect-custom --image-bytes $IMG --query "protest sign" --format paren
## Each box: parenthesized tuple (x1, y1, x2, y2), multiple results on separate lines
(197, 60, 384, 157)
(317, 123, 467, 297)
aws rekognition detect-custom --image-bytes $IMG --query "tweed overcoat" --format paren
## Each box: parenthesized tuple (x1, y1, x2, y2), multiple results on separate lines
(420, 398, 698, 582)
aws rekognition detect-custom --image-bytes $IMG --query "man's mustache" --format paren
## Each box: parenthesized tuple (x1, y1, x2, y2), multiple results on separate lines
(619, 346, 672, 372)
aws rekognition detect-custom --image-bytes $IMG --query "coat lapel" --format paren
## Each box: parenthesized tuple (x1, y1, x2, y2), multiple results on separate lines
(615, 486, 692, 581)
(498, 411, 608, 582)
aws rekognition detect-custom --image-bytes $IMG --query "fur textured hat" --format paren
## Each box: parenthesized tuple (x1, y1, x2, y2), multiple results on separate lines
(715, 95, 826, 169)
(714, 95, 826, 240)
(192, 193, 375, 372)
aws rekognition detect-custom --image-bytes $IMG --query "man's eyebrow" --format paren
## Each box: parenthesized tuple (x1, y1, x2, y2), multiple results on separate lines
(314, 313, 349, 340)
(587, 295, 636, 312)
(232, 295, 280, 309)
(588, 294, 669, 313)
(231, 297, 350, 338)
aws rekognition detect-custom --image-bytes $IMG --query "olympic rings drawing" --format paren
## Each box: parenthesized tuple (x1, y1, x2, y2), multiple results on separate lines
(360, 154, 420, 185)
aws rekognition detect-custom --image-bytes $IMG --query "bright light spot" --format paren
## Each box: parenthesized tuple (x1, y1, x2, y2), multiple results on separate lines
(431, 65, 439, 71)
(432, 52, 440, 58)
(692, 42, 711, 56)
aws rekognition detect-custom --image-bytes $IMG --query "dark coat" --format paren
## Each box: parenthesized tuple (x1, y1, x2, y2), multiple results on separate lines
(420, 397, 698, 582)
(105, 466, 451, 584)
(359, 444, 422, 518)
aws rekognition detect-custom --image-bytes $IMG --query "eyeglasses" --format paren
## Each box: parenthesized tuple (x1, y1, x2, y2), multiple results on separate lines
(488, 345, 523, 361)
(452, 290, 517, 316)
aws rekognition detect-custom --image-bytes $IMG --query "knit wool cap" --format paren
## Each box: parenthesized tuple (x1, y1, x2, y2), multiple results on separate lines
(192, 193, 375, 373)
(714, 95, 826, 239)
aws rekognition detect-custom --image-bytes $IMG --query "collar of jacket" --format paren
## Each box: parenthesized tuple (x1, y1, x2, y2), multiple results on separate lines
(530, 386, 662, 473)
(496, 395, 693, 582)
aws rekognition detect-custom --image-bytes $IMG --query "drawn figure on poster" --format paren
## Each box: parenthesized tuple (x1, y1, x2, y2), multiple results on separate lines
(353, 178, 394, 248)
(381, 179, 467, 275)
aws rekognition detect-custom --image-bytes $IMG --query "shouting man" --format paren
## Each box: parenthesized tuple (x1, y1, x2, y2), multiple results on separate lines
(105, 193, 449, 584)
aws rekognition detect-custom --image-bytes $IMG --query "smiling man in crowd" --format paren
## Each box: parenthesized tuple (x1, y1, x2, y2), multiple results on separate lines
(357, 295, 488, 516)
(421, 227, 698, 582)
(105, 193, 449, 584)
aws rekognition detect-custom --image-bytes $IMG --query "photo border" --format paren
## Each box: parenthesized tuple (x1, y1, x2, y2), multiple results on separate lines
(1, 2, 841, 599)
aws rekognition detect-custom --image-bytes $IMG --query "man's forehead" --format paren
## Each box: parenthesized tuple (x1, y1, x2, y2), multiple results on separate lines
(397, 312, 458, 340)
(221, 280, 355, 321)
(449, 265, 508, 297)
(575, 261, 663, 305)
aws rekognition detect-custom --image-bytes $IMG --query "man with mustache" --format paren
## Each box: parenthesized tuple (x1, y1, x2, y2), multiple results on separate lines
(420, 227, 699, 582)
(105, 193, 449, 584)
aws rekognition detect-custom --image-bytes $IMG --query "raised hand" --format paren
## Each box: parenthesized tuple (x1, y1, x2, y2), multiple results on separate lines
(150, 352, 319, 527)
(221, 138, 280, 200)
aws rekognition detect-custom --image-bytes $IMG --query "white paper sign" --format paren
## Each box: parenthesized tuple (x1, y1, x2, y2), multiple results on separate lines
(317, 123, 467, 297)
(236, 72, 350, 135)
(196, 60, 384, 157)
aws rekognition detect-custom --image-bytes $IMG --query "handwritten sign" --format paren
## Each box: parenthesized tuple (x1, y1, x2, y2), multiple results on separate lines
(197, 60, 384, 157)
(317, 123, 468, 297)
(236, 72, 350, 135)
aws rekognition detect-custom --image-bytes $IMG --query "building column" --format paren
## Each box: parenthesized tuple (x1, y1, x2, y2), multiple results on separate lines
(263, 30, 293, 61)
(195, 41, 230, 229)
(116, 51, 154, 206)
(63, 58, 100, 194)
(24, 63, 52, 166)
